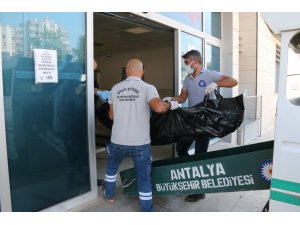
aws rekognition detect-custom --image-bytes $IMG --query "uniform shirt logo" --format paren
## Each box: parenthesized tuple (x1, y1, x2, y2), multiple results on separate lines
(199, 80, 206, 87)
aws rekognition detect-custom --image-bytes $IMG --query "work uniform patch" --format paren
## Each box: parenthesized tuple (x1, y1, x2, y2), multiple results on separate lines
(199, 80, 206, 87)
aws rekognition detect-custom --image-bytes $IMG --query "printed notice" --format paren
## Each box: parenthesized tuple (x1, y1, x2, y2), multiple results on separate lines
(34, 49, 58, 84)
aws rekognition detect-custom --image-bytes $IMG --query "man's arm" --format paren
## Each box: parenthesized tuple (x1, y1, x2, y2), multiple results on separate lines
(109, 104, 113, 120)
(149, 97, 172, 113)
(164, 89, 188, 103)
(216, 75, 238, 88)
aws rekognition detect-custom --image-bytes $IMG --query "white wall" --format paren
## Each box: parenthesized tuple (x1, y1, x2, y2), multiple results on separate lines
(222, 12, 240, 97)
(239, 12, 277, 135)
(257, 14, 277, 132)
(95, 46, 173, 97)
(221, 12, 240, 144)
(239, 12, 257, 96)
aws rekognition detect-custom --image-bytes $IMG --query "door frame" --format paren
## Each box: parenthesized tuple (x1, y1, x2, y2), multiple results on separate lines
(0, 23, 13, 211)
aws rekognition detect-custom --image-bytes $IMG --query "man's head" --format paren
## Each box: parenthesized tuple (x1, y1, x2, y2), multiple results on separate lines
(126, 59, 144, 78)
(182, 50, 202, 65)
(182, 50, 202, 75)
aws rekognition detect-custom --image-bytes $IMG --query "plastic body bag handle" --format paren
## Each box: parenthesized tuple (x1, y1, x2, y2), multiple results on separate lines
(204, 89, 223, 102)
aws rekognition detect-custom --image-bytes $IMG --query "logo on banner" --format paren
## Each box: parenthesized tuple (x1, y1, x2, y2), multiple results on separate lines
(259, 160, 273, 183)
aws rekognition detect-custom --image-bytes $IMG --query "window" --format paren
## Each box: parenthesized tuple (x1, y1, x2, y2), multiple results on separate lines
(204, 12, 221, 39)
(205, 44, 220, 71)
(159, 12, 202, 31)
(180, 31, 203, 107)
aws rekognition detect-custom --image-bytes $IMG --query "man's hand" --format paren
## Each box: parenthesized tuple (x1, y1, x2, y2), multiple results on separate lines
(205, 82, 218, 94)
(170, 101, 179, 110)
(162, 97, 172, 102)
(96, 90, 110, 102)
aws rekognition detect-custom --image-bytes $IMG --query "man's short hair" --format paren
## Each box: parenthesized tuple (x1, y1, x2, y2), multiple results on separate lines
(126, 59, 143, 71)
(182, 50, 202, 64)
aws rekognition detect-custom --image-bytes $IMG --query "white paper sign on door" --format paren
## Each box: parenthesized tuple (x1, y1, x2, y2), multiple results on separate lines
(34, 49, 58, 84)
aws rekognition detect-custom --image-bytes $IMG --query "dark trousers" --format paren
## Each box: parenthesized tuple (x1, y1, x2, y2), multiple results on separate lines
(176, 137, 210, 157)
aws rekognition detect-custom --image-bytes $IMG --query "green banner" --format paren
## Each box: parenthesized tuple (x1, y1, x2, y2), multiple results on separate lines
(120, 141, 274, 196)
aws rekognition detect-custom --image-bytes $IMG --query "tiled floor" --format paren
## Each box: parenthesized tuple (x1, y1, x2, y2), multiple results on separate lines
(71, 128, 274, 212)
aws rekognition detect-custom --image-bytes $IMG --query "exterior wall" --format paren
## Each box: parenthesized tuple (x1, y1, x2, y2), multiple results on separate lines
(239, 12, 277, 137)
(238, 13, 258, 145)
(232, 12, 240, 98)
(239, 13, 257, 96)
(257, 14, 277, 133)
(221, 12, 240, 144)
(222, 12, 240, 96)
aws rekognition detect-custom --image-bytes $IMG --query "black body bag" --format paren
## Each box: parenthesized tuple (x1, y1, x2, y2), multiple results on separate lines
(150, 90, 244, 145)
(95, 102, 113, 129)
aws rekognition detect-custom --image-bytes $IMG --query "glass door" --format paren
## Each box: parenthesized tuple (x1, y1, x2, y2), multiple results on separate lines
(0, 12, 90, 211)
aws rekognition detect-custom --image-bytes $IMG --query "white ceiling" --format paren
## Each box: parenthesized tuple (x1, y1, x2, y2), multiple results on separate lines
(93, 13, 174, 57)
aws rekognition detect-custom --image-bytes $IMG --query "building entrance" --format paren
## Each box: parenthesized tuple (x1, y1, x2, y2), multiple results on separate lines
(93, 13, 175, 158)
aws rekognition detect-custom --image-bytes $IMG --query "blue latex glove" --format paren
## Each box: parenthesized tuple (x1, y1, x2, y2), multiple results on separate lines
(96, 90, 110, 102)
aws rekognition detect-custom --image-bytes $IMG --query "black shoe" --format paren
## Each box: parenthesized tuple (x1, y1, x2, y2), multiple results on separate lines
(97, 179, 104, 186)
(185, 194, 205, 202)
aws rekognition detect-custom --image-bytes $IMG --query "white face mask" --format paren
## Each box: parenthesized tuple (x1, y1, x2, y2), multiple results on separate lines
(184, 62, 195, 74)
